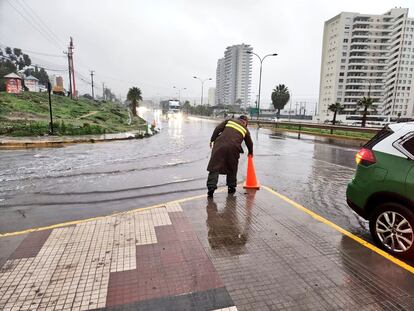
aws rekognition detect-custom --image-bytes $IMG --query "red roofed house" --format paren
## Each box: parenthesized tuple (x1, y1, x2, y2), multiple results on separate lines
(4, 73, 23, 94)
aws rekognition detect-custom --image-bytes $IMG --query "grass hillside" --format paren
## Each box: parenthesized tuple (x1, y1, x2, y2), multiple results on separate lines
(0, 92, 146, 136)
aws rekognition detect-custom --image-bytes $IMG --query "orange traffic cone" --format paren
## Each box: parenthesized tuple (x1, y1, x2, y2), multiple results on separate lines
(243, 155, 260, 189)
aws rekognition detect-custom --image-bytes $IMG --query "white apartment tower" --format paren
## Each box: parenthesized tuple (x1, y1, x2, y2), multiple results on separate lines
(215, 58, 225, 105)
(319, 8, 414, 122)
(208, 87, 216, 106)
(215, 44, 253, 107)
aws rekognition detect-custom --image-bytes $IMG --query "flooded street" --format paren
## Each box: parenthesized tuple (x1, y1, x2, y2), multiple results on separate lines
(0, 116, 365, 237)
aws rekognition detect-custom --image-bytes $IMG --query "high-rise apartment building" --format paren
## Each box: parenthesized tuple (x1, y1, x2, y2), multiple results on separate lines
(318, 8, 414, 122)
(215, 58, 225, 105)
(208, 87, 216, 106)
(215, 44, 253, 107)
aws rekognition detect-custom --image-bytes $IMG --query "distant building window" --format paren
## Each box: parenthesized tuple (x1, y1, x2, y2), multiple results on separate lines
(343, 39, 348, 43)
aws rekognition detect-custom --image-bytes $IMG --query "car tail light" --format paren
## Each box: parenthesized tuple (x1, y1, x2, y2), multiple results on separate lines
(356, 148, 376, 166)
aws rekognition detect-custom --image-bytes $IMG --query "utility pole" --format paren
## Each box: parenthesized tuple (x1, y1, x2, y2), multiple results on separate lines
(47, 82, 54, 135)
(90, 70, 95, 99)
(69, 37, 76, 98)
(64, 37, 76, 99)
(64, 50, 72, 99)
(102, 82, 105, 100)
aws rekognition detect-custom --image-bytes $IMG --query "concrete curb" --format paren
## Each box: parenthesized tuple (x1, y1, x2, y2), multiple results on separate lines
(0, 131, 151, 149)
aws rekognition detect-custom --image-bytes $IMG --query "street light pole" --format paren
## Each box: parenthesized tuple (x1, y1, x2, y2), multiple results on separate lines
(246, 51, 277, 121)
(193, 76, 212, 106)
(173, 86, 186, 103)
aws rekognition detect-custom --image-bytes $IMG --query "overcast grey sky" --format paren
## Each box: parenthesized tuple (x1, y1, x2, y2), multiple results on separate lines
(1, 0, 414, 107)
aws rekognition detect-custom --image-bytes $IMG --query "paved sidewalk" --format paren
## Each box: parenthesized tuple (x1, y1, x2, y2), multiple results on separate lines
(0, 187, 413, 310)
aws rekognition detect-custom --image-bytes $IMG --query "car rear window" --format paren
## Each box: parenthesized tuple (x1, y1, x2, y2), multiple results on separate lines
(363, 125, 394, 149)
(402, 136, 414, 156)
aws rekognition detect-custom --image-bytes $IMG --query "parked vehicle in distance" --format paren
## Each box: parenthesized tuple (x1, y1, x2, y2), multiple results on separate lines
(52, 85, 66, 96)
(346, 122, 414, 258)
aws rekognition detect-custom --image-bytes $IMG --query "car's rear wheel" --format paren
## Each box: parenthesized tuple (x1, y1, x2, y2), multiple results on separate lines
(369, 202, 414, 258)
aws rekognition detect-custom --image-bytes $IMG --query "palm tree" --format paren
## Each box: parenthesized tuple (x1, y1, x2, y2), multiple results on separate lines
(127, 87, 142, 116)
(356, 97, 375, 127)
(328, 102, 344, 125)
(271, 84, 290, 118)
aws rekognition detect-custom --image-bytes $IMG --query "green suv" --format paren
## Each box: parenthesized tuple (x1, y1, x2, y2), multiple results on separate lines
(346, 122, 414, 258)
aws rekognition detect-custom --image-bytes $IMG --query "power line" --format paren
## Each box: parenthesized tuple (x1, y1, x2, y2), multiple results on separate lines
(14, 0, 65, 50)
(0, 42, 64, 58)
(5, 0, 63, 50)
(0, 55, 67, 72)
(29, 56, 67, 70)
(16, 0, 65, 48)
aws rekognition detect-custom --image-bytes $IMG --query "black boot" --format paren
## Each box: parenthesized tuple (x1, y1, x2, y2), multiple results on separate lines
(228, 187, 236, 194)
(207, 189, 215, 197)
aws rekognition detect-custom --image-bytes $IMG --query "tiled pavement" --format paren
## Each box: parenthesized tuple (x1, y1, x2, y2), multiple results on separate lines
(1, 187, 414, 310)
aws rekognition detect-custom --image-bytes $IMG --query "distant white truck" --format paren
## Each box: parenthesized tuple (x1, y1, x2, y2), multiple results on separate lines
(168, 100, 180, 113)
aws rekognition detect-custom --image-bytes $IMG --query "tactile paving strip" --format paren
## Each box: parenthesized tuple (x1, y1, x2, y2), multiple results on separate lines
(0, 206, 236, 311)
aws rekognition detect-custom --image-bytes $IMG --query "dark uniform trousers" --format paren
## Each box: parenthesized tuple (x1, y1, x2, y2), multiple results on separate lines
(207, 171, 237, 191)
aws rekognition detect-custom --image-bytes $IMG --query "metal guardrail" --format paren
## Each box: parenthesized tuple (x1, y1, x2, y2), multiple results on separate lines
(189, 115, 381, 139)
(250, 119, 381, 136)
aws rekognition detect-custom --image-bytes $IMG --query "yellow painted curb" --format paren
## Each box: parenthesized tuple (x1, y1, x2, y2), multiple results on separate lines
(262, 185, 414, 274)
(0, 192, 209, 238)
(4, 184, 411, 275)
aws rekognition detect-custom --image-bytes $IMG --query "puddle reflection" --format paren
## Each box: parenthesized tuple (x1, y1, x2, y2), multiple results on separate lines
(206, 190, 256, 255)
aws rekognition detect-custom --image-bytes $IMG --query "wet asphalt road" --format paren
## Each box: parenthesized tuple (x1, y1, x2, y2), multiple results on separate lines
(0, 116, 367, 238)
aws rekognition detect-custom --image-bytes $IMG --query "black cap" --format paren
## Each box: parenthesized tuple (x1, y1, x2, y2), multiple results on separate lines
(239, 115, 248, 121)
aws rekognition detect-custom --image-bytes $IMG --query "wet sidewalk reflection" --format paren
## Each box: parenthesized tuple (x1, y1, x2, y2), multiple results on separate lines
(206, 191, 255, 255)
(181, 188, 414, 310)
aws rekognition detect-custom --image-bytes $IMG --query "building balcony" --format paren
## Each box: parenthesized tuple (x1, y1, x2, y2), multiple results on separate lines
(353, 18, 371, 23)
(344, 95, 382, 99)
(350, 43, 389, 49)
(345, 88, 383, 93)
(347, 68, 387, 73)
(351, 35, 389, 41)
(349, 53, 388, 58)
(349, 49, 390, 54)
(388, 48, 400, 58)
(348, 59, 388, 65)
(345, 82, 384, 86)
